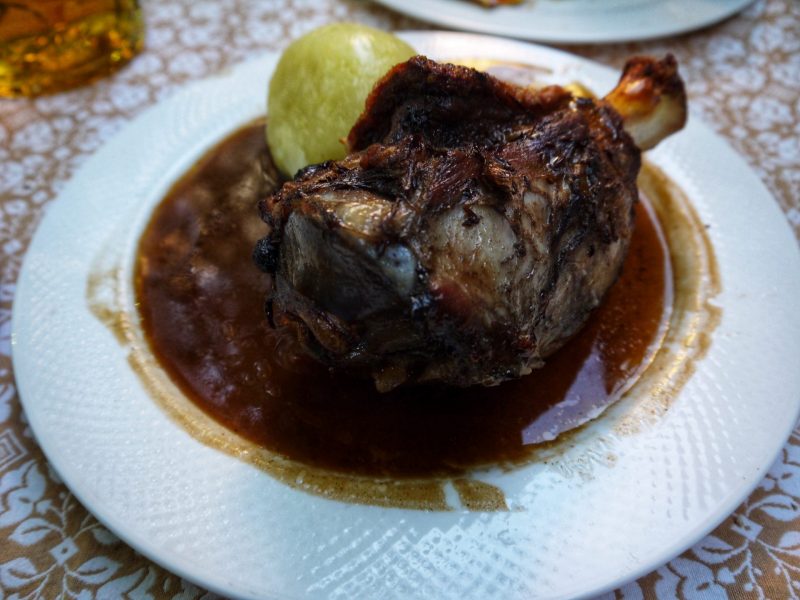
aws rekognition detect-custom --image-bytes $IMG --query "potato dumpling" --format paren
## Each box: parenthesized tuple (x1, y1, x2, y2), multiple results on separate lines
(267, 23, 415, 177)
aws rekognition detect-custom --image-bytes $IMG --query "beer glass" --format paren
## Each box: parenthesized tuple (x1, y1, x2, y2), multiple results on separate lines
(0, 0, 143, 97)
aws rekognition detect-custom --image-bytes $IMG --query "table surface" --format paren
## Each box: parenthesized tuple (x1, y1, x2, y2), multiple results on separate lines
(1, 0, 798, 598)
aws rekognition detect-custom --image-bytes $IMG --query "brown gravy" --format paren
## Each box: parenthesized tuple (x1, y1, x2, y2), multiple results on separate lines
(134, 121, 672, 478)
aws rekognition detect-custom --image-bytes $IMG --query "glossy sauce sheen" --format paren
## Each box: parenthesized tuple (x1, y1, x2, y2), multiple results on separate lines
(135, 123, 672, 477)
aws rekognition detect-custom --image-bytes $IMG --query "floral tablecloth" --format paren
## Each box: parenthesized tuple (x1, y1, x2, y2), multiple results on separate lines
(1, 0, 798, 598)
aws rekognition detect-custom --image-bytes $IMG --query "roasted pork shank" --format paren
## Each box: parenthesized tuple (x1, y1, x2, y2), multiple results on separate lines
(255, 55, 686, 391)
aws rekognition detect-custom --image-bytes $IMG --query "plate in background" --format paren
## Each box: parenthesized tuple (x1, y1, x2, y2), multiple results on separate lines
(374, 0, 756, 44)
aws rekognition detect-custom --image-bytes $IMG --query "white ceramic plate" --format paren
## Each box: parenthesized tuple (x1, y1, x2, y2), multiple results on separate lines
(13, 32, 800, 600)
(374, 0, 755, 44)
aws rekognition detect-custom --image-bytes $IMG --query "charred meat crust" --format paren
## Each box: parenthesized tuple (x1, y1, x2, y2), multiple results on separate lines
(256, 56, 645, 390)
(347, 56, 574, 152)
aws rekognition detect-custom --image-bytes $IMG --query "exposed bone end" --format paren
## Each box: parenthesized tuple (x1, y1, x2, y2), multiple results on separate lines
(604, 54, 687, 151)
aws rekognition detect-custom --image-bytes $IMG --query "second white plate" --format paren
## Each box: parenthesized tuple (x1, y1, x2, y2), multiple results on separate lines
(374, 0, 755, 44)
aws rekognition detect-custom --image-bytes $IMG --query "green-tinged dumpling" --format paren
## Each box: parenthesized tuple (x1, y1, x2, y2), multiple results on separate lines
(267, 23, 415, 177)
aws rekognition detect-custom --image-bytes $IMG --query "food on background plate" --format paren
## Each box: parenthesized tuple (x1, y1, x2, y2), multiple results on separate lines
(267, 23, 415, 177)
(471, 0, 523, 6)
(255, 52, 686, 391)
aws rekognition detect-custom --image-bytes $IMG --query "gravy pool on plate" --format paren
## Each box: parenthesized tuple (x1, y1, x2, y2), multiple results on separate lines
(133, 121, 672, 478)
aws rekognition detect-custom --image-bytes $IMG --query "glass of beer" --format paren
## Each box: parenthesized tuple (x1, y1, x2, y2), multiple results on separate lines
(0, 0, 143, 97)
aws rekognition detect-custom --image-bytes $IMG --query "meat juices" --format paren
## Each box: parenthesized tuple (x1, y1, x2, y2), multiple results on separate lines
(135, 123, 673, 476)
(256, 56, 686, 391)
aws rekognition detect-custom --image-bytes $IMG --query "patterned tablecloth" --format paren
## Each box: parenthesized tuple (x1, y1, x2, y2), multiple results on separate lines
(1, 0, 798, 598)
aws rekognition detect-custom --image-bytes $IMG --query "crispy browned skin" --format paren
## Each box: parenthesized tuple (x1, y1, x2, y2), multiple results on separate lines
(255, 55, 685, 391)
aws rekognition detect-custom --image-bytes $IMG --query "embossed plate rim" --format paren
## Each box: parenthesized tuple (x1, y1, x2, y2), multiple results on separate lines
(12, 32, 800, 600)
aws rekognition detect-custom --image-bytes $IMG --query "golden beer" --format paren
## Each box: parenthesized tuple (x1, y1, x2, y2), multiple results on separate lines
(0, 0, 143, 97)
